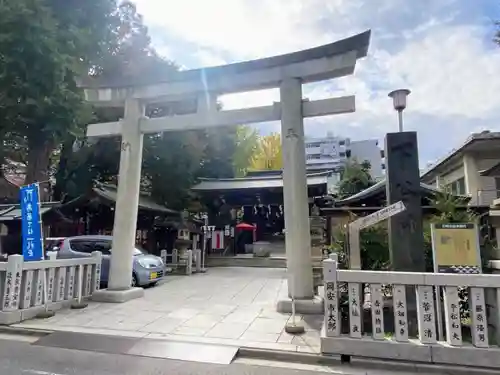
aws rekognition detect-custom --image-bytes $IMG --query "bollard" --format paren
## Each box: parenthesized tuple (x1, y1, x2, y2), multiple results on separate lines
(172, 248, 179, 269)
(160, 249, 167, 273)
(185, 250, 193, 275)
(284, 275, 305, 334)
(194, 249, 202, 272)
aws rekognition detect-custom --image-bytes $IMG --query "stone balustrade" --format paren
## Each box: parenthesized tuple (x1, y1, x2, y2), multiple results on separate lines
(0, 252, 102, 324)
(161, 249, 199, 275)
(321, 254, 500, 369)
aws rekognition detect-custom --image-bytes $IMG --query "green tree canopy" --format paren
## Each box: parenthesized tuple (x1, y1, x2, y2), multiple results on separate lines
(1, 0, 246, 212)
(0, 0, 118, 198)
(336, 160, 374, 199)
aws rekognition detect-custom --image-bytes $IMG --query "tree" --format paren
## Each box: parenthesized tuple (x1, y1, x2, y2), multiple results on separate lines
(0, 0, 117, 198)
(233, 126, 259, 177)
(249, 133, 283, 171)
(52, 1, 185, 202)
(0, 0, 245, 209)
(337, 160, 374, 199)
(197, 127, 239, 179)
(494, 20, 500, 46)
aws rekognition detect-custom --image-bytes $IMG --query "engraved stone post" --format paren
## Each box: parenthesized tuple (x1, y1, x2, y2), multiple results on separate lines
(393, 284, 408, 342)
(84, 264, 93, 296)
(91, 251, 102, 292)
(416, 285, 437, 344)
(470, 287, 489, 347)
(323, 254, 339, 336)
(349, 282, 362, 338)
(2, 255, 23, 311)
(443, 286, 462, 346)
(66, 266, 76, 300)
(55, 267, 67, 302)
(371, 283, 385, 340)
(33, 269, 44, 306)
(385, 132, 425, 271)
(20, 270, 34, 309)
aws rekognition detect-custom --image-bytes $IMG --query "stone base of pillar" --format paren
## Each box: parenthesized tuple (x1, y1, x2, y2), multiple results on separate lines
(276, 296, 323, 315)
(91, 287, 144, 303)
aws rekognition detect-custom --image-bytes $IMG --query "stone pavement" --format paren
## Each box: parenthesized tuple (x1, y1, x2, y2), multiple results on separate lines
(14, 267, 322, 353)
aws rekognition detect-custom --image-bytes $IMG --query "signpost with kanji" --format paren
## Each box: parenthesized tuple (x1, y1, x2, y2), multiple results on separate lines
(20, 183, 44, 261)
(348, 201, 406, 269)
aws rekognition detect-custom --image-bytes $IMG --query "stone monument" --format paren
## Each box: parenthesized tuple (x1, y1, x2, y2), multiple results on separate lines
(385, 131, 425, 272)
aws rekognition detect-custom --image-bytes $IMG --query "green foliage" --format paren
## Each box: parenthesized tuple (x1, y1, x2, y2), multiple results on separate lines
(197, 127, 239, 179)
(337, 160, 375, 199)
(0, 0, 254, 211)
(143, 132, 204, 211)
(330, 163, 389, 270)
(329, 223, 390, 270)
(233, 126, 259, 177)
(51, 2, 202, 210)
(329, 186, 481, 271)
(0, 0, 118, 194)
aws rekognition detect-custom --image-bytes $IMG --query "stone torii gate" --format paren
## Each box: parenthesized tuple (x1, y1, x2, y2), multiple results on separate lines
(82, 31, 371, 311)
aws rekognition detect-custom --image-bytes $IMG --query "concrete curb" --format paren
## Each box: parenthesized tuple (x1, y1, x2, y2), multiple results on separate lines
(2, 325, 498, 375)
(0, 325, 53, 337)
(238, 347, 500, 375)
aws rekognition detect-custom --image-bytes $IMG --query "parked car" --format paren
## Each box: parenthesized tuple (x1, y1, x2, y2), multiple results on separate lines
(56, 235, 164, 287)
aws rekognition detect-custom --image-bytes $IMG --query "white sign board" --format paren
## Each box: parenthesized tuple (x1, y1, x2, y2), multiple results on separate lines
(348, 201, 406, 269)
(352, 201, 406, 230)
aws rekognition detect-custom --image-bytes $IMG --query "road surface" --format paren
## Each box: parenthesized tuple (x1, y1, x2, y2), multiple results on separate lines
(0, 333, 444, 375)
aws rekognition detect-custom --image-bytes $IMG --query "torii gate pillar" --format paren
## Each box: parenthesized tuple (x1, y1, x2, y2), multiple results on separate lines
(84, 31, 371, 308)
(278, 78, 315, 302)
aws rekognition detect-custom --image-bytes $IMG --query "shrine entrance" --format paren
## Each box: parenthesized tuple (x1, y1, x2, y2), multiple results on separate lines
(80, 30, 371, 311)
(192, 170, 331, 261)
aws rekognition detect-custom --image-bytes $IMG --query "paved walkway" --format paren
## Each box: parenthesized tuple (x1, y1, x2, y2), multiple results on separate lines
(15, 267, 322, 353)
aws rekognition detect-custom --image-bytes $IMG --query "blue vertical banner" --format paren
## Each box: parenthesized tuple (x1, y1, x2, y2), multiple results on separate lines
(20, 183, 44, 261)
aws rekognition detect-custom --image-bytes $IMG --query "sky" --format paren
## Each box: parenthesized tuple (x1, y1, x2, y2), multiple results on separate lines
(133, 0, 500, 167)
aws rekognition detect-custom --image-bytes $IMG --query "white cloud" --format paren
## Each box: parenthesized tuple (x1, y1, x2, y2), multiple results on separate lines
(133, 0, 500, 162)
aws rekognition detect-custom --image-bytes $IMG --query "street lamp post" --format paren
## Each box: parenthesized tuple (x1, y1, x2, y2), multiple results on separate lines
(388, 89, 411, 132)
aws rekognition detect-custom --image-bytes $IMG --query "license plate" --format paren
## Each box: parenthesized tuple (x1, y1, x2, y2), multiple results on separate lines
(150, 272, 157, 280)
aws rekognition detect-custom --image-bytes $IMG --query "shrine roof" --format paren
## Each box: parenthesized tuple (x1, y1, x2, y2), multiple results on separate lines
(334, 179, 468, 206)
(0, 202, 59, 222)
(93, 184, 179, 215)
(192, 172, 330, 192)
(59, 183, 179, 216)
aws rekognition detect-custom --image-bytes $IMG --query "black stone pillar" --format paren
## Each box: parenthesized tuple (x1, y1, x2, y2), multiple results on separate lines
(385, 132, 426, 272)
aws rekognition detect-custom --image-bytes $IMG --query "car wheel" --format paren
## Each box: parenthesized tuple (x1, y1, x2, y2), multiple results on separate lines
(131, 273, 139, 287)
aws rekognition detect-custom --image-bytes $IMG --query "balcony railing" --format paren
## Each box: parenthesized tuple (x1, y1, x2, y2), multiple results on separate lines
(471, 189, 500, 206)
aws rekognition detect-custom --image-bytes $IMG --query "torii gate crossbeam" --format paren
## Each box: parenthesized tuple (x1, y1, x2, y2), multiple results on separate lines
(80, 30, 371, 313)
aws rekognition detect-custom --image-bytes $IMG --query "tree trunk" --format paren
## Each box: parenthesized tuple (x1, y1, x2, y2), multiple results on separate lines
(25, 140, 55, 201)
(0, 131, 21, 202)
(52, 136, 75, 201)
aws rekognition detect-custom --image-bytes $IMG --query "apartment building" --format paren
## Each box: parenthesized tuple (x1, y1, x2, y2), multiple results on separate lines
(304, 134, 385, 181)
(420, 131, 500, 206)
